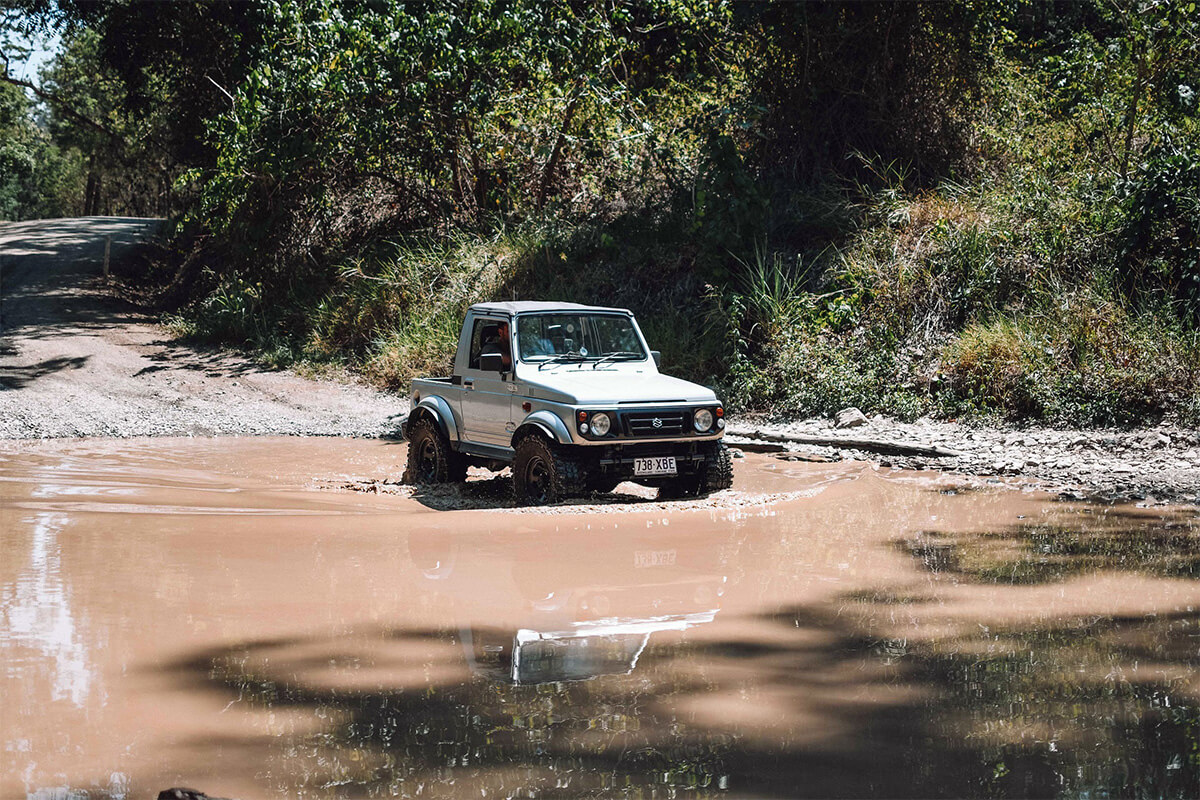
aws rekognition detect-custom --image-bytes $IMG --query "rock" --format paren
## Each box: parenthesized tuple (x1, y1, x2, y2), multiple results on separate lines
(1140, 432, 1170, 449)
(159, 790, 233, 800)
(834, 407, 869, 429)
(730, 448, 745, 459)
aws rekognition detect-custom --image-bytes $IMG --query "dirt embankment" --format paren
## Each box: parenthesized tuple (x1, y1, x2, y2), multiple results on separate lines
(0, 217, 406, 438)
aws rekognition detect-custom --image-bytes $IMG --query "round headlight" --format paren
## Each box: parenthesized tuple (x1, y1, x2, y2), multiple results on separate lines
(590, 412, 611, 436)
(693, 408, 714, 432)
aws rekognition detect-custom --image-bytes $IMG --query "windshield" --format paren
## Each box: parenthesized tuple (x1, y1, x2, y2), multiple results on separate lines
(517, 313, 646, 361)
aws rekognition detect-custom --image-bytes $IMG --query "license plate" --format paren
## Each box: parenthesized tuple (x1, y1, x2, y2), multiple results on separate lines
(635, 549, 677, 568)
(633, 456, 677, 476)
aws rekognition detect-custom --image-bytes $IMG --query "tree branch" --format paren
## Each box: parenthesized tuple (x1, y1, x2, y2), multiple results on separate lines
(1, 71, 124, 145)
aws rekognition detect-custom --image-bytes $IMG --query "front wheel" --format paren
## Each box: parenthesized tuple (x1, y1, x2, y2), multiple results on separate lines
(658, 442, 734, 500)
(512, 436, 583, 505)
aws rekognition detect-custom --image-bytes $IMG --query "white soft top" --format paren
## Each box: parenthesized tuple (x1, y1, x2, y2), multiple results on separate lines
(469, 301, 632, 316)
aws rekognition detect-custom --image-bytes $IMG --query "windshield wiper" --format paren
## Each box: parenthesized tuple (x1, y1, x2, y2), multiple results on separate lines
(538, 351, 590, 369)
(592, 352, 644, 369)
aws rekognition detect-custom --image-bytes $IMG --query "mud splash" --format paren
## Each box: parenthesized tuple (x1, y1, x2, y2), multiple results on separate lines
(2, 437, 1198, 798)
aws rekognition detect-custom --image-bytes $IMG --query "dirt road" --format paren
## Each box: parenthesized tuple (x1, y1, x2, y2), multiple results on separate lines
(0, 217, 405, 438)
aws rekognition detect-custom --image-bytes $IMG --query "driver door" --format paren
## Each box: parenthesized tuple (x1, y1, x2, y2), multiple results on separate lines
(458, 317, 514, 447)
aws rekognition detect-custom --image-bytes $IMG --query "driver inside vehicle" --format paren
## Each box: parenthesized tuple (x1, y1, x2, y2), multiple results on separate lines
(480, 322, 513, 370)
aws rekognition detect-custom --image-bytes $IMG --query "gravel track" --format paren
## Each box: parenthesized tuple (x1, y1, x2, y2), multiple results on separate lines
(0, 217, 406, 438)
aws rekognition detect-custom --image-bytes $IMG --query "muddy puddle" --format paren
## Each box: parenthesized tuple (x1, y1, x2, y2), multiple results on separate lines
(3, 437, 1200, 799)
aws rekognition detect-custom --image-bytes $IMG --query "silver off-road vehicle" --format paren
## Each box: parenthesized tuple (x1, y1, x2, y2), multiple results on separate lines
(403, 301, 732, 504)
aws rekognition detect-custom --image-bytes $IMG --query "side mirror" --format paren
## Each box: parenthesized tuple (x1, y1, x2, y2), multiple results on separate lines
(650, 350, 661, 367)
(478, 352, 505, 372)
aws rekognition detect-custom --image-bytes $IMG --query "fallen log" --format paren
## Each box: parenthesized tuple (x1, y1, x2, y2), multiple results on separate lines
(726, 440, 787, 454)
(728, 429, 964, 459)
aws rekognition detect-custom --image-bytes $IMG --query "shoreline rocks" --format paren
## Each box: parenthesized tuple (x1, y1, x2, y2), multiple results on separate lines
(730, 414, 1200, 506)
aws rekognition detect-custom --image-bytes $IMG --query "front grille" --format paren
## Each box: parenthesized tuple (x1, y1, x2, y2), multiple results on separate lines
(623, 411, 687, 437)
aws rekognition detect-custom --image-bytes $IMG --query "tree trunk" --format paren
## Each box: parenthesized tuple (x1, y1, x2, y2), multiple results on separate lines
(84, 152, 99, 216)
(461, 118, 485, 217)
(449, 142, 466, 210)
(536, 94, 581, 211)
(1119, 53, 1147, 180)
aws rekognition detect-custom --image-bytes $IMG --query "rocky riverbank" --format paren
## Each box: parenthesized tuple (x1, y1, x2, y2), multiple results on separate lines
(730, 412, 1200, 505)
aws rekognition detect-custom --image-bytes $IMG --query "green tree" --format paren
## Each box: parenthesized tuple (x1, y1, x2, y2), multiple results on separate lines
(195, 0, 737, 271)
(0, 79, 81, 219)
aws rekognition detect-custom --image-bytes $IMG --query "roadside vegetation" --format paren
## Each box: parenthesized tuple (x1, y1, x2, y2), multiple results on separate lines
(4, 0, 1199, 426)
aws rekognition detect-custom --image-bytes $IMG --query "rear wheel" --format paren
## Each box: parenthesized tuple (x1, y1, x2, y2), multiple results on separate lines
(512, 436, 583, 505)
(404, 415, 467, 484)
(657, 477, 700, 500)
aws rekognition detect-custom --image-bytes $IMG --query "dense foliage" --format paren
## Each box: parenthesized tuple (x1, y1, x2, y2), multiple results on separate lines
(0, 80, 79, 217)
(4, 0, 1199, 425)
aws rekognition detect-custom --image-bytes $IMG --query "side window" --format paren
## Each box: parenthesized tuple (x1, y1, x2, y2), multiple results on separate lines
(468, 318, 505, 370)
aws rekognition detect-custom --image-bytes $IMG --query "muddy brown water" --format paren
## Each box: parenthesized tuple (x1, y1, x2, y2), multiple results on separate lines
(3, 438, 1200, 799)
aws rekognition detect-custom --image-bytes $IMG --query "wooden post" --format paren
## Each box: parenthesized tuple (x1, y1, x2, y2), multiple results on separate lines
(103, 235, 112, 280)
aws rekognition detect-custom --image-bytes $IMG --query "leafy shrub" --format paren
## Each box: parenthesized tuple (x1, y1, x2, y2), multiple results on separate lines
(1119, 141, 1200, 316)
(941, 298, 1200, 426)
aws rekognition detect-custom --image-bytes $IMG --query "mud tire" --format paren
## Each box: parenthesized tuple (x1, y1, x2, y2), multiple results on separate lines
(658, 442, 734, 500)
(702, 441, 735, 492)
(404, 415, 468, 484)
(512, 435, 584, 505)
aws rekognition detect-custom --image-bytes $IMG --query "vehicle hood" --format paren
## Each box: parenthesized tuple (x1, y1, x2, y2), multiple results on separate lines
(519, 366, 717, 405)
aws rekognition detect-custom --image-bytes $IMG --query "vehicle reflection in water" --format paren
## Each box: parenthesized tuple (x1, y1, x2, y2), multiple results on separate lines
(408, 526, 726, 685)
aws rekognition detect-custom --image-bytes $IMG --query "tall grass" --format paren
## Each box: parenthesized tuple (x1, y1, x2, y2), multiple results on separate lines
(942, 297, 1200, 425)
(316, 230, 530, 388)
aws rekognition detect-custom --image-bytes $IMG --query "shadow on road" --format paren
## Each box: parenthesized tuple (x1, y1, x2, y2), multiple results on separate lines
(0, 217, 162, 337)
(0, 355, 89, 389)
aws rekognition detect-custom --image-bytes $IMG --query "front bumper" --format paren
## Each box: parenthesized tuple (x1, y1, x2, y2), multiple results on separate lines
(588, 441, 716, 483)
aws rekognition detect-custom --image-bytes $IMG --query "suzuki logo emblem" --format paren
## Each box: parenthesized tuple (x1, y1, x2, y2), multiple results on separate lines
(652, 417, 663, 428)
